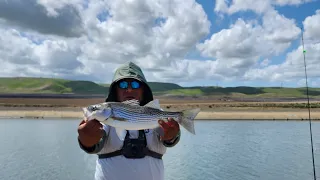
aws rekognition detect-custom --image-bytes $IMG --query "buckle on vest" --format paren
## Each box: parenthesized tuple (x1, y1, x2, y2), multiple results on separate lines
(122, 143, 148, 159)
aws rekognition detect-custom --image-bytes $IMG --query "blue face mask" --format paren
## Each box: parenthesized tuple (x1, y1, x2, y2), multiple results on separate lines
(118, 80, 141, 89)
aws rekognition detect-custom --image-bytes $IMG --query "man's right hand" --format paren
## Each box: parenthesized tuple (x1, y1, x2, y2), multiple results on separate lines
(78, 119, 104, 148)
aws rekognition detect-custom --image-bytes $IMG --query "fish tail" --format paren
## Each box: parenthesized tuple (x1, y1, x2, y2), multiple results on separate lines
(179, 108, 200, 135)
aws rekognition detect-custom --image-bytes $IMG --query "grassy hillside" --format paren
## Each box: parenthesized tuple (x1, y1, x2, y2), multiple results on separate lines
(0, 77, 182, 95)
(158, 86, 320, 98)
(0, 77, 109, 95)
(0, 77, 320, 98)
(148, 82, 182, 92)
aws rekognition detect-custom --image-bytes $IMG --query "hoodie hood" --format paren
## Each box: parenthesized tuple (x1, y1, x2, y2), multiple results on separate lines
(105, 61, 153, 106)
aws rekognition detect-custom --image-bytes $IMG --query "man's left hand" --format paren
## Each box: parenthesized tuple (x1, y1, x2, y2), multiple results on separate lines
(158, 118, 180, 141)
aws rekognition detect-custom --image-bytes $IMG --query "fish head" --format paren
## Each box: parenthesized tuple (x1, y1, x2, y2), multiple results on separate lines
(83, 102, 113, 122)
(89, 107, 112, 122)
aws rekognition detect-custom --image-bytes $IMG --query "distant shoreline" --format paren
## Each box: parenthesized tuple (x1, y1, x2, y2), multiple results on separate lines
(1, 109, 320, 120)
(0, 97, 320, 120)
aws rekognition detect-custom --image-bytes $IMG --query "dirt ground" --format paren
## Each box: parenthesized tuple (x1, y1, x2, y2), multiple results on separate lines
(0, 97, 318, 110)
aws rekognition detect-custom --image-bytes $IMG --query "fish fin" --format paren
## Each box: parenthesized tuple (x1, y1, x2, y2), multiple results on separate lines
(122, 99, 140, 106)
(144, 99, 161, 109)
(108, 117, 127, 141)
(115, 127, 127, 141)
(179, 108, 201, 135)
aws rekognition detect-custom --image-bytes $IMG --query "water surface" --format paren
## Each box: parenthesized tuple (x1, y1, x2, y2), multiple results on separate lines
(0, 119, 320, 180)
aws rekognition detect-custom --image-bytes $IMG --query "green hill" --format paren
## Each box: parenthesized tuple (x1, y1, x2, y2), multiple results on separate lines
(0, 77, 320, 98)
(0, 77, 183, 95)
(157, 86, 320, 98)
(0, 77, 109, 95)
(148, 82, 182, 92)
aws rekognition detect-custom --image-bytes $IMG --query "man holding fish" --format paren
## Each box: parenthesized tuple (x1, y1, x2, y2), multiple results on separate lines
(77, 62, 199, 180)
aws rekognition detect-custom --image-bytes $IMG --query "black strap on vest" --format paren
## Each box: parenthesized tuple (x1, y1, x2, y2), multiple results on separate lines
(98, 130, 163, 159)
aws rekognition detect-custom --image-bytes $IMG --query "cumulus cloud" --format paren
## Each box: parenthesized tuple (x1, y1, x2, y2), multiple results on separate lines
(239, 8, 320, 86)
(0, 29, 37, 65)
(207, 0, 320, 86)
(196, 8, 301, 78)
(272, 0, 314, 6)
(214, 0, 313, 15)
(260, 59, 270, 67)
(0, 0, 85, 37)
(0, 27, 92, 80)
(0, 0, 319, 87)
(244, 42, 320, 83)
(303, 9, 320, 42)
(223, 0, 272, 14)
(82, 0, 211, 69)
(0, 0, 211, 83)
(33, 39, 84, 71)
(152, 60, 220, 82)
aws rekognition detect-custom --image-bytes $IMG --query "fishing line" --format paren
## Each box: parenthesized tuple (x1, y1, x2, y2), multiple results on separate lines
(301, 27, 316, 180)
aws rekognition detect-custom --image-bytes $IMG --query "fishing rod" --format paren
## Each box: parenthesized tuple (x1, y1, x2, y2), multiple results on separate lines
(301, 27, 316, 180)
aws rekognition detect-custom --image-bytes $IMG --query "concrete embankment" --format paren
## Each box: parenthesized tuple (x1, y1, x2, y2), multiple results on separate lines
(1, 110, 320, 120)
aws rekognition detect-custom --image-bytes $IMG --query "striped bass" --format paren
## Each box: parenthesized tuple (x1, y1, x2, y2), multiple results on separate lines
(82, 99, 200, 140)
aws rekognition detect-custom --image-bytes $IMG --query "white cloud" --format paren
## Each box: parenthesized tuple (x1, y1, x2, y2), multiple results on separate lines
(205, 1, 319, 86)
(36, 0, 84, 17)
(262, 9, 301, 43)
(214, 0, 313, 15)
(311, 79, 320, 87)
(241, 8, 320, 85)
(197, 19, 264, 59)
(303, 9, 320, 42)
(228, 0, 272, 14)
(0, 0, 85, 37)
(152, 59, 220, 82)
(214, 0, 272, 14)
(0, 27, 94, 80)
(272, 0, 314, 6)
(260, 59, 270, 67)
(78, 0, 211, 72)
(214, 0, 229, 13)
(244, 42, 320, 83)
(33, 39, 83, 70)
(196, 8, 301, 79)
(296, 78, 320, 88)
(0, 0, 319, 87)
(200, 8, 301, 58)
(0, 29, 37, 65)
(0, 0, 211, 84)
